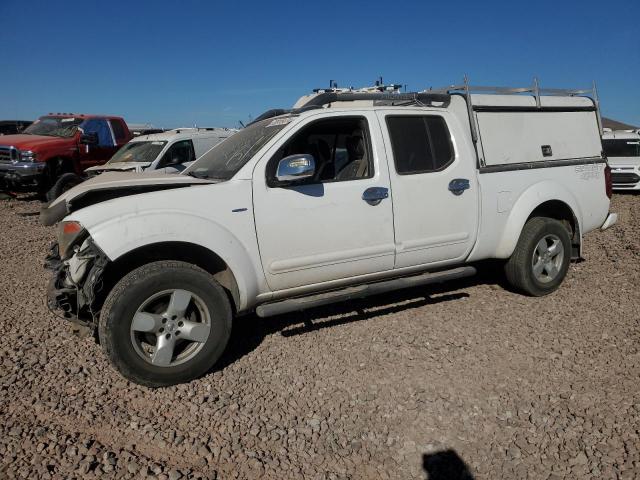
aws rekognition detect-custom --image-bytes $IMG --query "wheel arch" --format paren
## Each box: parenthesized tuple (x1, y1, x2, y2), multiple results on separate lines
(526, 200, 581, 258)
(44, 156, 79, 188)
(495, 181, 583, 259)
(99, 241, 242, 314)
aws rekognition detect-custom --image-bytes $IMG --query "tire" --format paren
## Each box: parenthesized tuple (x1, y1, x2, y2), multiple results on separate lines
(46, 173, 83, 202)
(504, 217, 572, 296)
(98, 261, 232, 387)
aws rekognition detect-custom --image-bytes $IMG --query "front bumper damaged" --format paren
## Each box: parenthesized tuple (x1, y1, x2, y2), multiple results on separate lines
(45, 239, 108, 337)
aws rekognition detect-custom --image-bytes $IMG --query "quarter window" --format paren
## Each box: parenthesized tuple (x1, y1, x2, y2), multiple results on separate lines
(386, 116, 454, 174)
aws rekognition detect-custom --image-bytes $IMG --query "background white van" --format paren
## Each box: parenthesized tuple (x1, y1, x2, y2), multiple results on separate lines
(85, 127, 237, 176)
(602, 129, 640, 190)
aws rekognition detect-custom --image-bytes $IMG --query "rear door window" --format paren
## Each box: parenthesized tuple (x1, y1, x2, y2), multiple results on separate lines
(386, 116, 454, 174)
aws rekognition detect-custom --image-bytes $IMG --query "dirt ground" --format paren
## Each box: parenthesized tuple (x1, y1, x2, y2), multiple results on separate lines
(0, 194, 638, 480)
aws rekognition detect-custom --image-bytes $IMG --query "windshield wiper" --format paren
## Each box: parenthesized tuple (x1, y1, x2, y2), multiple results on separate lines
(186, 171, 211, 179)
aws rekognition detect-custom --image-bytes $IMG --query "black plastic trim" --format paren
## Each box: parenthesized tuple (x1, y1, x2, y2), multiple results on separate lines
(479, 157, 605, 174)
(473, 106, 597, 113)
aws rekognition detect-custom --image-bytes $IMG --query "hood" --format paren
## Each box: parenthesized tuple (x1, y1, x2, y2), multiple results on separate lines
(85, 161, 151, 173)
(0, 134, 73, 150)
(40, 171, 215, 226)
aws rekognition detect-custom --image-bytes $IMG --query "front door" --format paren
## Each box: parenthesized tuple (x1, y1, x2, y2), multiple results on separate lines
(377, 112, 478, 269)
(78, 118, 117, 169)
(253, 113, 395, 292)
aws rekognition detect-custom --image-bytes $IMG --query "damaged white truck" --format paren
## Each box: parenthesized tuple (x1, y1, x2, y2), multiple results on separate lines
(42, 80, 617, 387)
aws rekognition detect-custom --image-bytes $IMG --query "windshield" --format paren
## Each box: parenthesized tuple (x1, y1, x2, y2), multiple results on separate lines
(23, 116, 84, 138)
(184, 117, 292, 180)
(603, 138, 640, 158)
(109, 141, 167, 163)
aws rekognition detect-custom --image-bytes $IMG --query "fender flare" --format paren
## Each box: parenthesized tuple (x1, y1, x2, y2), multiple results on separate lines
(495, 180, 583, 259)
(84, 210, 264, 311)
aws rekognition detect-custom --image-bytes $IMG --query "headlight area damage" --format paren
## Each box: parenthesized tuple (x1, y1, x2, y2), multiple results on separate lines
(45, 234, 108, 338)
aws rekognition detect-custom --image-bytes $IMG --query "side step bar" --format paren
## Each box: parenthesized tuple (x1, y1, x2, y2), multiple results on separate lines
(255, 266, 476, 318)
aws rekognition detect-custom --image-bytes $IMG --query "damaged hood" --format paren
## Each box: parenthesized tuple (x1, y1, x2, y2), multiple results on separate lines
(41, 171, 214, 226)
(85, 161, 152, 173)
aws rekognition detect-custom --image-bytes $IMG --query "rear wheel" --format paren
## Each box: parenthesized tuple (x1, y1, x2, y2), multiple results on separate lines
(504, 217, 571, 296)
(99, 261, 232, 387)
(46, 172, 83, 201)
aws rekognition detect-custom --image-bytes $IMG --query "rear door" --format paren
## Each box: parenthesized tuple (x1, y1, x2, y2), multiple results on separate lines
(377, 111, 478, 269)
(252, 112, 395, 292)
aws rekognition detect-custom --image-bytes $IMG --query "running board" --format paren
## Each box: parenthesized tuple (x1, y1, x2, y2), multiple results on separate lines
(255, 266, 476, 318)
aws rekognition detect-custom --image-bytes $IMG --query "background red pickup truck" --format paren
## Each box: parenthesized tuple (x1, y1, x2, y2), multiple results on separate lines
(0, 113, 132, 199)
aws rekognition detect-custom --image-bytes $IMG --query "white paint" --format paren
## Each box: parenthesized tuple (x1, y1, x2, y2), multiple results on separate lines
(60, 92, 615, 312)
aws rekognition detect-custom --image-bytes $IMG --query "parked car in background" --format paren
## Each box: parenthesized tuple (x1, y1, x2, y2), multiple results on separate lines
(42, 80, 616, 387)
(85, 127, 237, 177)
(127, 123, 166, 137)
(0, 113, 132, 199)
(602, 129, 640, 190)
(0, 120, 32, 136)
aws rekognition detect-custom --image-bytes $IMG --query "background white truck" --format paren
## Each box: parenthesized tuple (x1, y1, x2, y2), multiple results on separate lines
(42, 80, 616, 387)
(602, 129, 640, 190)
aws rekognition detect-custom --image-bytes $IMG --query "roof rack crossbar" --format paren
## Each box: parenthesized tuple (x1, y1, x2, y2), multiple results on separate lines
(300, 91, 450, 108)
(429, 78, 596, 98)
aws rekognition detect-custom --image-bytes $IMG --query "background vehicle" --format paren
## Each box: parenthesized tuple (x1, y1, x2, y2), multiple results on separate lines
(0, 113, 132, 199)
(602, 129, 640, 190)
(43, 79, 616, 387)
(0, 120, 32, 136)
(85, 127, 237, 177)
(126, 123, 166, 137)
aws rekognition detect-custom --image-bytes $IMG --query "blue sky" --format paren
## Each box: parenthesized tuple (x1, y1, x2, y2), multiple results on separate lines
(1, 0, 638, 128)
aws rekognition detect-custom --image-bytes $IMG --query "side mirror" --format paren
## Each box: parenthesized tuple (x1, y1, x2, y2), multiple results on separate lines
(276, 154, 316, 183)
(80, 132, 98, 145)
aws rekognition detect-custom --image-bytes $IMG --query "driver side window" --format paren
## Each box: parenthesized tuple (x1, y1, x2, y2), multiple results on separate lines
(267, 117, 373, 187)
(157, 140, 195, 168)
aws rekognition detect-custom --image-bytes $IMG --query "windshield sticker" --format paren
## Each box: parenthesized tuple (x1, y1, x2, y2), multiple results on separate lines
(61, 118, 77, 122)
(152, 141, 164, 145)
(267, 117, 293, 127)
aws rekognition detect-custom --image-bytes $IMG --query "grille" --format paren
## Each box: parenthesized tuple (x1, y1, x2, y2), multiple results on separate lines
(611, 172, 640, 185)
(0, 146, 18, 164)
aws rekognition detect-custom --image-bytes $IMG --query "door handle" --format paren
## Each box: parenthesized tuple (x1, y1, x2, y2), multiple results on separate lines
(362, 187, 389, 205)
(448, 178, 470, 196)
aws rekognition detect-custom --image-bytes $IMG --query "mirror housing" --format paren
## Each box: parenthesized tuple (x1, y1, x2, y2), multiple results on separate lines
(80, 132, 99, 146)
(276, 154, 316, 183)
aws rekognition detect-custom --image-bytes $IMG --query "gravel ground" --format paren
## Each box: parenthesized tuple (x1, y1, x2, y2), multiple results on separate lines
(0, 194, 638, 480)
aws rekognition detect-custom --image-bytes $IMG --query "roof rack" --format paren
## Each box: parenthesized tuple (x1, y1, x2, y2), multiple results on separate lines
(300, 91, 450, 108)
(426, 75, 603, 141)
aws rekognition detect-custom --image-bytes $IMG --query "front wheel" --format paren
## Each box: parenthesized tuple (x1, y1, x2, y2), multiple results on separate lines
(98, 261, 232, 387)
(504, 217, 571, 296)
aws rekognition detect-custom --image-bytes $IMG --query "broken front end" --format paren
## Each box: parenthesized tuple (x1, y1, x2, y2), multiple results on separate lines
(45, 221, 108, 337)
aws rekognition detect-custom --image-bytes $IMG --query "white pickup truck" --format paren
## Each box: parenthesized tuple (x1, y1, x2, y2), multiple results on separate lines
(42, 81, 617, 387)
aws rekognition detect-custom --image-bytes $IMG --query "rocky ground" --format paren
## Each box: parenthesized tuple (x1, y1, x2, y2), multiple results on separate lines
(0, 193, 638, 480)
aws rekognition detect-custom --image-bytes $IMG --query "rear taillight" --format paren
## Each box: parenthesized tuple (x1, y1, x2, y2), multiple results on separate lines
(604, 164, 612, 199)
